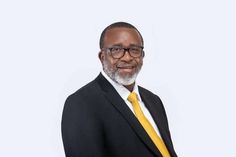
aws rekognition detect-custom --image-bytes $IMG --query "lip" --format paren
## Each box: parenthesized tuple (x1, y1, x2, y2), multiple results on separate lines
(117, 66, 135, 73)
(117, 66, 134, 69)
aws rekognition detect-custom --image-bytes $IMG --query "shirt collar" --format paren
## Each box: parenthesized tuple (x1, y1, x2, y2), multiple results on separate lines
(101, 70, 141, 101)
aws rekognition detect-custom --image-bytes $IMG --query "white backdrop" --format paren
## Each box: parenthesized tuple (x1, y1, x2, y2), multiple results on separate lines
(1, 0, 236, 156)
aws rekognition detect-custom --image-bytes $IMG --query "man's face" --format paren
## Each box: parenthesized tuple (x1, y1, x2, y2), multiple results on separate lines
(99, 27, 144, 85)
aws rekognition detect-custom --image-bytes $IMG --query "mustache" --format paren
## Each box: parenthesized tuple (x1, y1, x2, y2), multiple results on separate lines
(116, 62, 137, 68)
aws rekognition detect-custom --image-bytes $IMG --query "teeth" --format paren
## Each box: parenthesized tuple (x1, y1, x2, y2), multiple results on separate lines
(119, 67, 133, 69)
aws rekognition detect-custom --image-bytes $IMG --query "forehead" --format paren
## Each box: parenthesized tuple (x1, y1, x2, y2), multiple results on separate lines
(103, 27, 142, 47)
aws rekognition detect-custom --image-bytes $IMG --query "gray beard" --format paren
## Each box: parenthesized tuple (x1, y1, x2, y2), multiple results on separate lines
(103, 61, 141, 86)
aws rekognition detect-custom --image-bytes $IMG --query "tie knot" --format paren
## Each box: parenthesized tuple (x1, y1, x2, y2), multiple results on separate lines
(127, 92, 138, 103)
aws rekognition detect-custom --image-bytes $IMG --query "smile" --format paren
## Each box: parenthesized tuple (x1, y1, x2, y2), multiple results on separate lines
(117, 66, 135, 69)
(117, 66, 136, 73)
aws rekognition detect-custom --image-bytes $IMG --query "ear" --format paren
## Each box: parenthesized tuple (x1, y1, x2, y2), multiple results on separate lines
(142, 51, 145, 58)
(98, 51, 104, 63)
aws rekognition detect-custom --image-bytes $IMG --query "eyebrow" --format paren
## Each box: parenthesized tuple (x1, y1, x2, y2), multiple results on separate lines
(129, 44, 143, 47)
(110, 44, 123, 47)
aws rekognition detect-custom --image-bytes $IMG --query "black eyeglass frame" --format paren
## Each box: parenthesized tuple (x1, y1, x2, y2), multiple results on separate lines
(102, 46, 144, 59)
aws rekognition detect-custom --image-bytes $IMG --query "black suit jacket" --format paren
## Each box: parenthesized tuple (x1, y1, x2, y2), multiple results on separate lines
(62, 73, 177, 157)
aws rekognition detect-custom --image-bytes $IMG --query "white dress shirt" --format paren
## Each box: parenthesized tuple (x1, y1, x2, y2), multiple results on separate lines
(101, 71, 162, 137)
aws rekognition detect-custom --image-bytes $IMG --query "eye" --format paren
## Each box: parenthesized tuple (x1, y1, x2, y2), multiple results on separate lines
(111, 47, 122, 53)
(130, 47, 141, 53)
(130, 47, 139, 51)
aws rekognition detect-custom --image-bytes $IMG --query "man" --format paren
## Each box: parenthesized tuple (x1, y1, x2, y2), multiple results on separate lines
(62, 22, 177, 157)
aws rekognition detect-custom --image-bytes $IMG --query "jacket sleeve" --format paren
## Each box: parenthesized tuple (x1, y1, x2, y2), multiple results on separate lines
(61, 94, 105, 157)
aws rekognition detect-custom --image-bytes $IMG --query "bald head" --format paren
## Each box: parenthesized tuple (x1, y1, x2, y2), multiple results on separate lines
(99, 22, 144, 49)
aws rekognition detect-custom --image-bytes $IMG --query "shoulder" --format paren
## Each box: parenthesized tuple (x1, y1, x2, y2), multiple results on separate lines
(138, 86, 169, 121)
(138, 86, 165, 109)
(66, 78, 101, 104)
(62, 78, 104, 121)
(138, 86, 161, 100)
(66, 73, 110, 101)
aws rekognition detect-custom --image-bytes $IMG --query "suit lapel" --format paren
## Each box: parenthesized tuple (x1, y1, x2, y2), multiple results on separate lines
(95, 74, 162, 157)
(139, 87, 176, 157)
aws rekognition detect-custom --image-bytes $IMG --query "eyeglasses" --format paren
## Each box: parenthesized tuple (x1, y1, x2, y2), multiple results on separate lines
(102, 46, 144, 59)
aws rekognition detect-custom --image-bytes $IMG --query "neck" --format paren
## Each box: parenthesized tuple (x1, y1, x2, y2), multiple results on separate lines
(124, 83, 135, 92)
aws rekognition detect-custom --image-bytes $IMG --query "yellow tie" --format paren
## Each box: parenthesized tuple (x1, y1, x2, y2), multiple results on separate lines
(128, 92, 171, 157)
